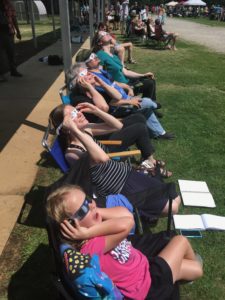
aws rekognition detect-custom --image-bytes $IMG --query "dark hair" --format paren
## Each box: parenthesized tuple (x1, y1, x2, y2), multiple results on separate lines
(49, 104, 70, 153)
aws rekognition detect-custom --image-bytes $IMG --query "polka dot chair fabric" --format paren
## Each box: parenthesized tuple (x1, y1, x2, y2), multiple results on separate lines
(60, 244, 123, 299)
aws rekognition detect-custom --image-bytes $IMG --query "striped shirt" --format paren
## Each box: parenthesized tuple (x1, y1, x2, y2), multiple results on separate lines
(90, 160, 132, 197)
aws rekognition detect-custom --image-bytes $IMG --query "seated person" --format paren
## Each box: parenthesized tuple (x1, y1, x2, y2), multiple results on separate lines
(146, 17, 156, 38)
(46, 185, 203, 300)
(132, 18, 147, 38)
(96, 22, 136, 64)
(155, 19, 178, 51)
(67, 61, 174, 140)
(93, 31, 158, 101)
(50, 103, 181, 217)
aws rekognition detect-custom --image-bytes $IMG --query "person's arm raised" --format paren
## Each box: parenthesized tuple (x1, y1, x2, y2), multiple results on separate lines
(77, 102, 123, 136)
(61, 207, 134, 253)
(94, 76, 122, 101)
(78, 77, 109, 112)
(62, 114, 109, 165)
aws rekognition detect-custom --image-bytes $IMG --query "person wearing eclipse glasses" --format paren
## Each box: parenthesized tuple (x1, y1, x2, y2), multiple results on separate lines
(68, 59, 174, 140)
(46, 184, 203, 300)
(49, 102, 180, 218)
(93, 31, 158, 103)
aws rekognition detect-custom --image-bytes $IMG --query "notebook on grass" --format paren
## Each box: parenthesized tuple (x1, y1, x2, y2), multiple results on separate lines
(173, 214, 225, 231)
(178, 180, 216, 208)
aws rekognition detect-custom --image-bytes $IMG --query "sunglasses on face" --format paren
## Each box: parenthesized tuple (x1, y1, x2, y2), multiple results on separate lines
(56, 108, 79, 135)
(68, 197, 93, 223)
(97, 31, 109, 41)
(79, 69, 88, 77)
(85, 53, 98, 63)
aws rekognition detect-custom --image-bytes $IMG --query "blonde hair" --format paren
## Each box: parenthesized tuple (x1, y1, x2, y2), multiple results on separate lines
(46, 184, 84, 224)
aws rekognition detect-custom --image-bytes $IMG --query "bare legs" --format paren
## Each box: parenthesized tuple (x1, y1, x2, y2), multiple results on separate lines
(158, 235, 203, 282)
(161, 195, 181, 215)
(116, 42, 134, 64)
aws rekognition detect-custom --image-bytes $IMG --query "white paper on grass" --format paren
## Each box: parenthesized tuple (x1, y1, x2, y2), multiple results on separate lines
(178, 180, 216, 208)
(178, 180, 209, 193)
(181, 192, 216, 208)
(173, 214, 225, 230)
(173, 215, 205, 230)
(202, 214, 225, 231)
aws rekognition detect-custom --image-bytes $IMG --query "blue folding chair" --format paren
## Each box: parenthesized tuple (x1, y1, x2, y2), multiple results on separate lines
(59, 85, 72, 105)
(42, 121, 70, 173)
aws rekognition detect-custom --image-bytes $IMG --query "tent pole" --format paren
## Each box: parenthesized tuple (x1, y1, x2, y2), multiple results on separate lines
(59, 0, 72, 73)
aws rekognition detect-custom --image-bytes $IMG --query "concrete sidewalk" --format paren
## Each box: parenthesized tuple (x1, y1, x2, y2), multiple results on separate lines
(0, 38, 90, 255)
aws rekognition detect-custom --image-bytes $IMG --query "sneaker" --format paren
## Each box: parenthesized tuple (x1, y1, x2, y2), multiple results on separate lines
(10, 70, 23, 77)
(157, 132, 175, 140)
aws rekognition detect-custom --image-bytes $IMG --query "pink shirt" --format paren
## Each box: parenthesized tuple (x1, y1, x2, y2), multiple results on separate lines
(81, 236, 151, 300)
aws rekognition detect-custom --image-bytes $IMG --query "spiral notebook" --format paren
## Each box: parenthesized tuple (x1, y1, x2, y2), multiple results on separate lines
(178, 180, 216, 208)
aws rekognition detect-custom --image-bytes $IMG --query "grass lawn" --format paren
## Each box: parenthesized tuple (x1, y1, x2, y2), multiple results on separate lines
(176, 16, 225, 27)
(17, 17, 61, 42)
(0, 36, 225, 299)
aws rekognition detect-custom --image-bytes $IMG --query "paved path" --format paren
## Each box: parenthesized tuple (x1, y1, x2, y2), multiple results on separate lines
(164, 18, 225, 53)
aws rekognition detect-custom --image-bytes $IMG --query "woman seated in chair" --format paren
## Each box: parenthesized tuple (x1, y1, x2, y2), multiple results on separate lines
(50, 102, 181, 218)
(154, 19, 178, 50)
(46, 185, 203, 300)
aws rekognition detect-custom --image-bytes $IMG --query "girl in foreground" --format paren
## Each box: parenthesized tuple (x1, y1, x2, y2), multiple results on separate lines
(50, 102, 180, 217)
(46, 185, 203, 300)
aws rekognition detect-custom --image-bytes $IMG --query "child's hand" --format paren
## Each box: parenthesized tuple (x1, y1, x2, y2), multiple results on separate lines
(60, 219, 90, 240)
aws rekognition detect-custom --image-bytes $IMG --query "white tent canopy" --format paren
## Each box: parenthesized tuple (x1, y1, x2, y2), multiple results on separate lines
(166, 1, 178, 6)
(183, 0, 206, 6)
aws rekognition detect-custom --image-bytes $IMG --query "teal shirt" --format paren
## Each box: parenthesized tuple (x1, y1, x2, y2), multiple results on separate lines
(96, 50, 129, 84)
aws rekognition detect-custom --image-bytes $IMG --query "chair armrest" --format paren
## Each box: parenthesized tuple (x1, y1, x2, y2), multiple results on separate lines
(108, 150, 141, 158)
(99, 140, 122, 145)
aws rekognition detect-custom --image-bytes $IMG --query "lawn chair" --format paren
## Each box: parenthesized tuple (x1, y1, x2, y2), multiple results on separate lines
(46, 216, 123, 300)
(42, 120, 141, 174)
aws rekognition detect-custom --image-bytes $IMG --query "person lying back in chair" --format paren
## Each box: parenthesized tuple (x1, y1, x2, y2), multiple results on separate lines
(67, 62, 175, 140)
(46, 185, 203, 300)
(49, 102, 181, 218)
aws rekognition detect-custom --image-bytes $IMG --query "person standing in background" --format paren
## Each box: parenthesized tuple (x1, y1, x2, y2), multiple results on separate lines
(0, 0, 22, 82)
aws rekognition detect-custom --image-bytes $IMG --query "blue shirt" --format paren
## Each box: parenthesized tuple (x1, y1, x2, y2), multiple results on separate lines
(91, 69, 130, 100)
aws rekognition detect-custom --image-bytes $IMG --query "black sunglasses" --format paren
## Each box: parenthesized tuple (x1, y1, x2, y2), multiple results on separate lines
(68, 197, 92, 223)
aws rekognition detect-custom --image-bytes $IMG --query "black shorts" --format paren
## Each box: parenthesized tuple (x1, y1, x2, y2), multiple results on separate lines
(147, 256, 174, 300)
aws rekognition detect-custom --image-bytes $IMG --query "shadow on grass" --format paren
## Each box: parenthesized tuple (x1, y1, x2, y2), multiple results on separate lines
(8, 244, 56, 300)
(18, 185, 47, 229)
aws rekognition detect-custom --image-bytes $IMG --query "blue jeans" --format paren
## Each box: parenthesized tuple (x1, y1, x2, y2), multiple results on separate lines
(139, 97, 165, 136)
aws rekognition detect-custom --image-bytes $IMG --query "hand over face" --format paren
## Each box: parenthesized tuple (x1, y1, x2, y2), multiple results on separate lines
(60, 219, 89, 240)
(76, 102, 98, 115)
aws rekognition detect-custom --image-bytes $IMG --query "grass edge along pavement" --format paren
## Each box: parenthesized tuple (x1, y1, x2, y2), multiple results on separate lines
(1, 39, 225, 300)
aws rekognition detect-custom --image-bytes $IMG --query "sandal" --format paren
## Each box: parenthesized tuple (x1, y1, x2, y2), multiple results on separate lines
(160, 168, 172, 178)
(128, 59, 137, 64)
(155, 160, 166, 168)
